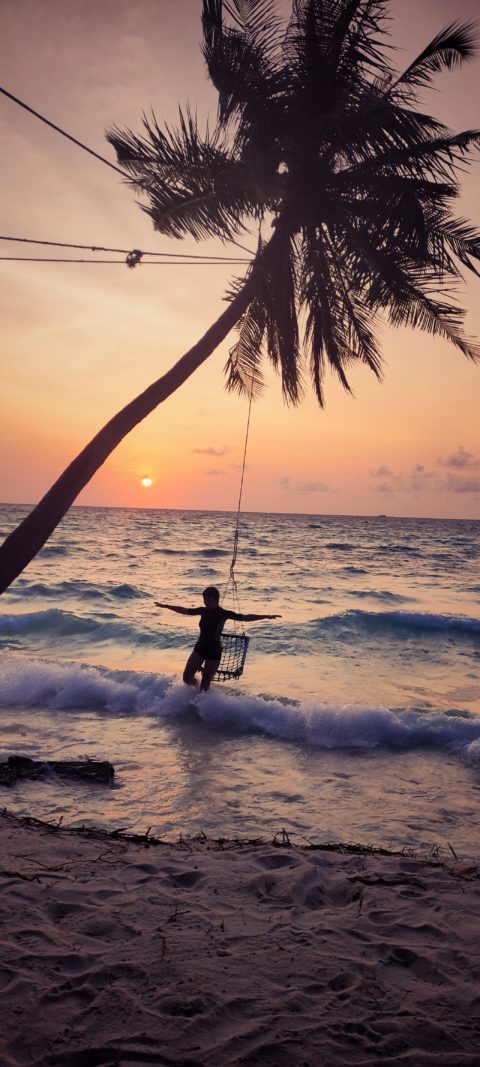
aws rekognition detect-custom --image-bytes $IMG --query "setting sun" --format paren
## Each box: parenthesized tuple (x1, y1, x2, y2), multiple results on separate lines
(140, 477, 153, 488)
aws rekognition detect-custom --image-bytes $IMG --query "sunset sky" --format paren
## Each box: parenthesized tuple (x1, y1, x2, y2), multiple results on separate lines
(1, 0, 479, 519)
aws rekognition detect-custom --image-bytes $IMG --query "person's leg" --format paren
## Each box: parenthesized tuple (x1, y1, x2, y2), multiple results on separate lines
(183, 650, 203, 686)
(200, 658, 220, 691)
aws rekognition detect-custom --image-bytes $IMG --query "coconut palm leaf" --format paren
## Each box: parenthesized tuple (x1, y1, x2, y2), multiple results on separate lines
(226, 229, 301, 401)
(108, 109, 273, 239)
(350, 234, 480, 359)
(341, 128, 480, 185)
(224, 295, 267, 399)
(225, 0, 283, 58)
(391, 21, 478, 100)
(320, 229, 383, 379)
(202, 0, 283, 130)
(264, 252, 302, 403)
(301, 231, 355, 403)
(438, 217, 480, 277)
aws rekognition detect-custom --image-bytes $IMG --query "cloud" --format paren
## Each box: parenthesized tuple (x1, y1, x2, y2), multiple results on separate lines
(370, 465, 399, 480)
(370, 466, 402, 489)
(205, 468, 224, 477)
(193, 446, 229, 457)
(438, 447, 479, 470)
(407, 465, 440, 492)
(297, 480, 329, 493)
(444, 474, 480, 493)
(370, 459, 480, 494)
(370, 466, 404, 493)
(278, 476, 329, 493)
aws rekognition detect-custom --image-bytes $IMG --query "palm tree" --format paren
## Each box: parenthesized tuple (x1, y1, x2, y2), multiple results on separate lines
(1, 0, 479, 595)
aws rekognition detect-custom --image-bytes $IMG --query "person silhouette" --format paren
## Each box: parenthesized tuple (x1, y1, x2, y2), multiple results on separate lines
(155, 585, 281, 690)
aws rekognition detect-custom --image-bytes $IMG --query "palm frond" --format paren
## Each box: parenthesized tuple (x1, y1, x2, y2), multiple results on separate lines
(285, 0, 391, 113)
(225, 0, 283, 58)
(224, 294, 266, 399)
(392, 289, 480, 362)
(333, 101, 448, 169)
(301, 229, 358, 403)
(108, 108, 258, 240)
(341, 128, 480, 183)
(321, 228, 384, 379)
(263, 231, 302, 403)
(335, 0, 393, 85)
(352, 236, 480, 361)
(437, 216, 480, 277)
(202, 0, 283, 129)
(391, 21, 478, 101)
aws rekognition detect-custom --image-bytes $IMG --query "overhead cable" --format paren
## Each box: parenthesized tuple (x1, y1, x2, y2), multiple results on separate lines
(0, 85, 130, 178)
(0, 234, 250, 263)
(0, 85, 257, 260)
(0, 256, 247, 265)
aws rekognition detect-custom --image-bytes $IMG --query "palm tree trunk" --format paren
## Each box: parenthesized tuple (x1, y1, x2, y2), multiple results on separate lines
(0, 245, 270, 595)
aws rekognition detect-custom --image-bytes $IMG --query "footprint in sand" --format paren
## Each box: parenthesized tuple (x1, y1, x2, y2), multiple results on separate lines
(254, 851, 299, 871)
(383, 944, 445, 984)
(328, 970, 359, 994)
(168, 869, 205, 888)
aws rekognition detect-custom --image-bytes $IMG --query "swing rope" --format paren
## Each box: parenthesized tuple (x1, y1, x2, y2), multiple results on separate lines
(216, 331, 257, 677)
(224, 222, 263, 613)
(216, 225, 263, 680)
(216, 358, 256, 680)
(224, 373, 256, 618)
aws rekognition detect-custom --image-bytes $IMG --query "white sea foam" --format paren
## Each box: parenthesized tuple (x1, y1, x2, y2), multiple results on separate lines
(1, 656, 479, 756)
(192, 688, 480, 752)
(465, 739, 480, 765)
(0, 656, 169, 713)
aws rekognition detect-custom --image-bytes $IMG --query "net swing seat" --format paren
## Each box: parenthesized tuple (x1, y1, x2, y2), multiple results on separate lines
(214, 551, 251, 681)
(216, 632, 250, 681)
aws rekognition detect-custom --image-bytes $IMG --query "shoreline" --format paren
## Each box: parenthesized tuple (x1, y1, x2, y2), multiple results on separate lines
(0, 806, 473, 862)
(1, 809, 480, 1065)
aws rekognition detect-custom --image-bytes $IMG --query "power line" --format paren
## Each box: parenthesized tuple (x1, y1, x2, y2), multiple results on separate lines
(0, 85, 258, 261)
(0, 256, 247, 265)
(0, 234, 250, 263)
(0, 85, 130, 179)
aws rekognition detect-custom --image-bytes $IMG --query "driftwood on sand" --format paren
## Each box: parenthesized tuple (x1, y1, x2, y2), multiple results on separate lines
(0, 755, 114, 787)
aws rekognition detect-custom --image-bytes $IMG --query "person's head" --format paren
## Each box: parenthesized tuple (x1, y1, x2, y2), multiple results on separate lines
(203, 586, 220, 608)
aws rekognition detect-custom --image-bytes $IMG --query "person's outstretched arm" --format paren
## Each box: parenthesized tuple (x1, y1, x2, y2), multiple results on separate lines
(227, 610, 281, 622)
(154, 602, 201, 616)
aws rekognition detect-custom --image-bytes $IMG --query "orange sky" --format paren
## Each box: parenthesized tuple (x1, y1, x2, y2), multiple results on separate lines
(1, 0, 479, 519)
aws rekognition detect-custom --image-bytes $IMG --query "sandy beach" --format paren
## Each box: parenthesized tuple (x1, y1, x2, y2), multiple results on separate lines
(1, 810, 479, 1066)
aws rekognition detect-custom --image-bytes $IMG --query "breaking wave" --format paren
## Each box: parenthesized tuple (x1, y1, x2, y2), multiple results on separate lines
(0, 609, 171, 648)
(6, 579, 146, 602)
(1, 655, 480, 761)
(312, 609, 480, 640)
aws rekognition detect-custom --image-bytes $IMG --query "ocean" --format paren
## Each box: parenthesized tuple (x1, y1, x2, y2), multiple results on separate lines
(0, 504, 479, 857)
